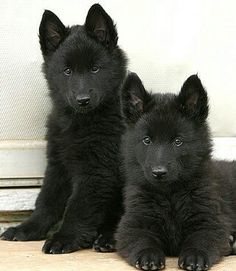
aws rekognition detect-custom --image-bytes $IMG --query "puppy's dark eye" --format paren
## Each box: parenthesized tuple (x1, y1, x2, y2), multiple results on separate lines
(174, 138, 183, 147)
(142, 136, 152, 145)
(91, 65, 100, 73)
(64, 68, 72, 76)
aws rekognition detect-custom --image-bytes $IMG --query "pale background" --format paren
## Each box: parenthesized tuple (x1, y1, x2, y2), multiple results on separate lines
(0, 0, 236, 182)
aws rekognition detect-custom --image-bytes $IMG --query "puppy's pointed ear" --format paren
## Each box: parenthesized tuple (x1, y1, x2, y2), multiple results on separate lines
(39, 10, 67, 56)
(85, 4, 118, 49)
(122, 72, 150, 124)
(177, 75, 209, 122)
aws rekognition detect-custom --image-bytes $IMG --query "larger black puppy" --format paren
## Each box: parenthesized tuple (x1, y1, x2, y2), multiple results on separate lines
(116, 73, 236, 270)
(1, 4, 127, 254)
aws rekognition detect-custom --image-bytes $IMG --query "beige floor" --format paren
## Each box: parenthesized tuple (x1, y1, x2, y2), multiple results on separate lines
(0, 241, 236, 271)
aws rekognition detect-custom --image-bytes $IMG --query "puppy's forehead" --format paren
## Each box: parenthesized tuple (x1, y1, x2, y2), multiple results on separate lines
(146, 111, 179, 140)
(148, 93, 178, 126)
(141, 93, 184, 140)
(61, 26, 108, 66)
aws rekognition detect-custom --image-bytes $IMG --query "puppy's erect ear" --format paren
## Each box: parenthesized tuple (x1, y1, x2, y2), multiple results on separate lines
(177, 75, 209, 122)
(122, 72, 150, 124)
(39, 10, 67, 56)
(85, 4, 118, 49)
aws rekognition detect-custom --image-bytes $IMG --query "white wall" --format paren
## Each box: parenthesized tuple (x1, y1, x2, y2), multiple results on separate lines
(1, 0, 236, 140)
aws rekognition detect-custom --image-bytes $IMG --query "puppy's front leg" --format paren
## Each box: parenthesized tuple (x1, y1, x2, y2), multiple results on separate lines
(42, 174, 110, 254)
(116, 214, 165, 270)
(179, 218, 230, 270)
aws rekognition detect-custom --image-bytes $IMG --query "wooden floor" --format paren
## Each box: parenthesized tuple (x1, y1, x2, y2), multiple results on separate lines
(0, 240, 236, 271)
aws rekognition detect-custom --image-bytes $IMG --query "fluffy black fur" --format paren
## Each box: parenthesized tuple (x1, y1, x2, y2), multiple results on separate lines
(1, 4, 127, 254)
(116, 73, 236, 270)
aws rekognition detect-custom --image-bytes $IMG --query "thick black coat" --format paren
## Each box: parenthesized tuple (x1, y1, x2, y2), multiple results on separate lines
(116, 73, 236, 270)
(1, 4, 127, 254)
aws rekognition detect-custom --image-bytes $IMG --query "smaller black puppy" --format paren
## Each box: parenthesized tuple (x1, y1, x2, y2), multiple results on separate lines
(1, 4, 127, 254)
(116, 73, 236, 270)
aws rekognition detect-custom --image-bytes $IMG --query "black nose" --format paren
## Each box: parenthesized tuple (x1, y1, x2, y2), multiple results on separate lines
(76, 95, 90, 106)
(152, 166, 167, 178)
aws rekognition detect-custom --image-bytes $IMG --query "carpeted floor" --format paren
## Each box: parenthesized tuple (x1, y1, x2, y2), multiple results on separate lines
(0, 240, 236, 271)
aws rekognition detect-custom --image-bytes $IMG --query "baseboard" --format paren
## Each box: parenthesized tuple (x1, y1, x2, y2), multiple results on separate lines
(0, 140, 46, 179)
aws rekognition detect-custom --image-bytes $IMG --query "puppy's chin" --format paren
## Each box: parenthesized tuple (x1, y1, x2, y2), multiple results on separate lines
(144, 172, 172, 186)
(148, 177, 168, 184)
(76, 105, 93, 114)
(69, 99, 101, 114)
(69, 103, 95, 114)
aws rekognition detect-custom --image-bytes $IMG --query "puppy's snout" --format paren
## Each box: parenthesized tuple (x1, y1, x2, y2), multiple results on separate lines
(152, 166, 167, 178)
(76, 95, 90, 106)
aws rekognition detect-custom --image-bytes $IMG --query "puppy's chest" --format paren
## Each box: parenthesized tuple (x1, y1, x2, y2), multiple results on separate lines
(156, 193, 191, 255)
(58, 124, 121, 165)
(163, 201, 182, 255)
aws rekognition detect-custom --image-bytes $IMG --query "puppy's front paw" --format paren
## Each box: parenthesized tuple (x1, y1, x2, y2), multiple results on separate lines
(1, 227, 19, 241)
(133, 248, 165, 270)
(178, 249, 210, 271)
(42, 233, 92, 254)
(42, 237, 78, 254)
(93, 233, 115, 252)
(1, 224, 44, 241)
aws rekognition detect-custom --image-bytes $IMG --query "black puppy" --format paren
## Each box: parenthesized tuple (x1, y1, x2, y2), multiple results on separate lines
(116, 73, 236, 270)
(1, 4, 127, 254)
